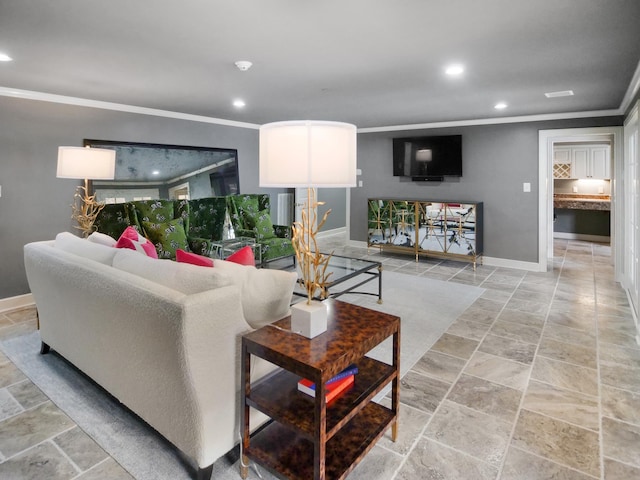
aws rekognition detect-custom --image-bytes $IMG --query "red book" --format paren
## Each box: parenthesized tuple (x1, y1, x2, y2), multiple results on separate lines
(297, 375, 355, 403)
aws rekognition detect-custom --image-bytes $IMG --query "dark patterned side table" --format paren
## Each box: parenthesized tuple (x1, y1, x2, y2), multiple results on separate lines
(241, 299, 400, 480)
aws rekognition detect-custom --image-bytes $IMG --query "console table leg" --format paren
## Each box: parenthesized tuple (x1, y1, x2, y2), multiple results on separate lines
(377, 265, 383, 304)
(240, 457, 249, 479)
(392, 421, 399, 442)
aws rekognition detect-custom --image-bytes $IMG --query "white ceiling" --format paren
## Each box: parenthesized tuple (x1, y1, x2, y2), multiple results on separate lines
(1, 0, 639, 129)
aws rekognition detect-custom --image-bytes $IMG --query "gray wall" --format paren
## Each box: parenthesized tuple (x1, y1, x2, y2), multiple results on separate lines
(0, 96, 282, 299)
(317, 188, 347, 231)
(351, 116, 622, 263)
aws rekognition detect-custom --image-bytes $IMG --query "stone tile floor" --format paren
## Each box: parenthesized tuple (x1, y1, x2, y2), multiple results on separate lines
(0, 237, 638, 479)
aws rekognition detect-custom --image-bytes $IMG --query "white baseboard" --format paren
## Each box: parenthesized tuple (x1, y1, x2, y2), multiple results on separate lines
(0, 293, 35, 313)
(482, 256, 542, 272)
(623, 288, 640, 347)
(318, 227, 347, 239)
(348, 240, 369, 249)
(553, 232, 611, 243)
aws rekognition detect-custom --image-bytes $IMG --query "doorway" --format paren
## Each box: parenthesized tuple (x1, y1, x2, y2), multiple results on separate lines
(552, 141, 612, 243)
(538, 126, 624, 274)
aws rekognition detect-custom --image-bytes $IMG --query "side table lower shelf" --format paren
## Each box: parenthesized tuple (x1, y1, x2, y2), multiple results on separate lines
(246, 402, 394, 480)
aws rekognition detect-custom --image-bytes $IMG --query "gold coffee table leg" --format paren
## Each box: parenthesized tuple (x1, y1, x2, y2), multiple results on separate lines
(240, 456, 249, 479)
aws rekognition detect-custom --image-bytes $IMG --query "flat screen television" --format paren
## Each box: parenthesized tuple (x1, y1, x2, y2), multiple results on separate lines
(393, 135, 462, 181)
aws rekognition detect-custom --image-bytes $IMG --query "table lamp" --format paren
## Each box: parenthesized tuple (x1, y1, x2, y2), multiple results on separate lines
(57, 146, 116, 237)
(259, 120, 357, 337)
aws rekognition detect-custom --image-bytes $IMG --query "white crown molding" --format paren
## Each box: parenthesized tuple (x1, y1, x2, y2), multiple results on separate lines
(356, 109, 622, 134)
(620, 59, 640, 114)
(0, 87, 261, 130)
(0, 85, 631, 134)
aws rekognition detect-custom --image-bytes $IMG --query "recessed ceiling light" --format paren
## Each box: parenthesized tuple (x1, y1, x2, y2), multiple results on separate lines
(0, 53, 13, 62)
(494, 102, 508, 110)
(445, 64, 464, 76)
(545, 90, 574, 98)
(234, 61, 252, 71)
(152, 170, 160, 175)
(233, 99, 246, 108)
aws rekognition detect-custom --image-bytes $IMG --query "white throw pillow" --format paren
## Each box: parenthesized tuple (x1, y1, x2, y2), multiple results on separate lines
(213, 259, 298, 328)
(87, 231, 117, 247)
(113, 249, 232, 294)
(55, 232, 117, 265)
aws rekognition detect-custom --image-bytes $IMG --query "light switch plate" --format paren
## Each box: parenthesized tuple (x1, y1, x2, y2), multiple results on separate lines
(523, 182, 531, 192)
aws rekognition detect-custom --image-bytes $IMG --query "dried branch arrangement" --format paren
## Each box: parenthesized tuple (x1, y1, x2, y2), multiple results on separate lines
(292, 188, 334, 304)
(71, 183, 106, 237)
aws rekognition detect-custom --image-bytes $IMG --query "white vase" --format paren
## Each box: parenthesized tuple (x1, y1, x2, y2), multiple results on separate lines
(291, 300, 328, 339)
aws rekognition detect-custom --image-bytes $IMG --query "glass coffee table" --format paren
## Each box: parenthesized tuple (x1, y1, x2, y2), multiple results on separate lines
(210, 237, 262, 265)
(293, 254, 383, 303)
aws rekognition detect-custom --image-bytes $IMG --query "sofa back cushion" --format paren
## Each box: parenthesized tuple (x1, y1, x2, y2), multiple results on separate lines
(130, 199, 190, 233)
(227, 194, 271, 231)
(112, 249, 232, 294)
(94, 203, 132, 240)
(213, 259, 297, 328)
(55, 232, 118, 265)
(87, 231, 117, 247)
(188, 197, 227, 241)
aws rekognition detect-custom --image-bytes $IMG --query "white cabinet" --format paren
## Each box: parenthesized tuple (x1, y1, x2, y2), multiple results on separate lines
(553, 148, 572, 178)
(553, 145, 610, 179)
(588, 146, 610, 179)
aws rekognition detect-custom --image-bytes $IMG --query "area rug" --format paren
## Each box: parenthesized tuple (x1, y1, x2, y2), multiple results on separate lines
(0, 271, 483, 480)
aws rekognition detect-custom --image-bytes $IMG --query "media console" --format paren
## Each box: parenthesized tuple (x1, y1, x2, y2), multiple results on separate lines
(367, 199, 483, 269)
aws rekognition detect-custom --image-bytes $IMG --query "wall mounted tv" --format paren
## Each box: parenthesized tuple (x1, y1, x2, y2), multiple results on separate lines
(393, 135, 462, 181)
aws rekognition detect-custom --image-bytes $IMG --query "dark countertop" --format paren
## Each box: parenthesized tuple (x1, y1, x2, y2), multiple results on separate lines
(553, 194, 611, 211)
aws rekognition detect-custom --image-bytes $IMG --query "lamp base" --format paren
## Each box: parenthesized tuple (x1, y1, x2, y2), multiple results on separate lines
(291, 300, 328, 338)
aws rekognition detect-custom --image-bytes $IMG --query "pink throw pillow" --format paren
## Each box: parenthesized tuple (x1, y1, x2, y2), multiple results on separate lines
(226, 246, 256, 266)
(176, 249, 214, 267)
(115, 226, 158, 259)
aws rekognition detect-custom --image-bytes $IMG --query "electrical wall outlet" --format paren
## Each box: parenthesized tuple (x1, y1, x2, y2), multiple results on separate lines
(523, 182, 531, 192)
(598, 186, 604, 194)
(572, 186, 578, 193)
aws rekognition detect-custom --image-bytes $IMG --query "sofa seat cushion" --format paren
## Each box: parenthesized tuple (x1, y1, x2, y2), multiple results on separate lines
(259, 236, 296, 263)
(213, 259, 297, 328)
(55, 232, 118, 265)
(112, 249, 232, 294)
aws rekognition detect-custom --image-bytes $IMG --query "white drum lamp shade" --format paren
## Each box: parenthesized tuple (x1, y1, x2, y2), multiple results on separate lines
(259, 120, 357, 188)
(56, 146, 116, 180)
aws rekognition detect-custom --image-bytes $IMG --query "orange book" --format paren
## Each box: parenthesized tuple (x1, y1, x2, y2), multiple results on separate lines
(297, 375, 355, 403)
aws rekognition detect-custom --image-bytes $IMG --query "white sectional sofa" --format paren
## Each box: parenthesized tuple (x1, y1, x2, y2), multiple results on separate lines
(23, 233, 297, 479)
